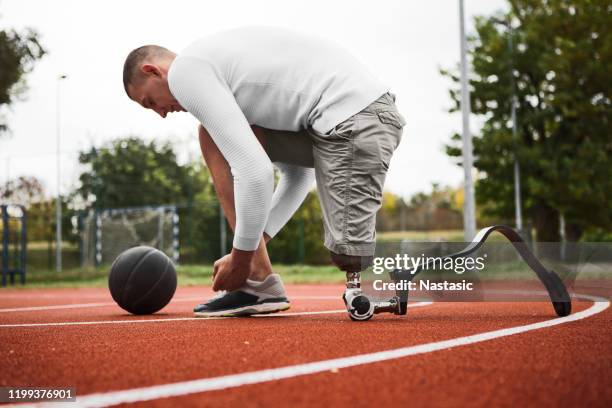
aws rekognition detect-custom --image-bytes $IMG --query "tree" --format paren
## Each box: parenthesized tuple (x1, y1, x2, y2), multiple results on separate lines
(179, 161, 225, 263)
(443, 0, 611, 241)
(376, 192, 401, 231)
(76, 137, 222, 259)
(404, 184, 464, 231)
(0, 176, 74, 244)
(0, 19, 46, 135)
(268, 191, 327, 264)
(76, 137, 194, 209)
(0, 176, 45, 205)
(73, 136, 330, 264)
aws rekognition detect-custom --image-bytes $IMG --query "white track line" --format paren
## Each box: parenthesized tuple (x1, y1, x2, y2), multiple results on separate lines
(0, 302, 432, 328)
(0, 299, 213, 313)
(8, 296, 608, 408)
(0, 294, 110, 300)
(0, 295, 338, 313)
(0, 293, 339, 300)
(0, 302, 115, 313)
(255, 301, 432, 318)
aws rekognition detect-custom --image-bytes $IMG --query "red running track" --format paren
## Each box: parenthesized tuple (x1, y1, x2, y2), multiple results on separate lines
(0, 285, 610, 407)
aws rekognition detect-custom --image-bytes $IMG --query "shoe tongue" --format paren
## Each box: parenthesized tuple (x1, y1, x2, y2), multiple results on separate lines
(245, 278, 263, 287)
(246, 274, 276, 287)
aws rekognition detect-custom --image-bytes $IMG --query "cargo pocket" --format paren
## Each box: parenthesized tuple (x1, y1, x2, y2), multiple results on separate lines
(376, 110, 406, 171)
(377, 110, 406, 129)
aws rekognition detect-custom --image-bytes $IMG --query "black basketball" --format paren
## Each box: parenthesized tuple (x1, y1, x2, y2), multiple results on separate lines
(108, 246, 177, 315)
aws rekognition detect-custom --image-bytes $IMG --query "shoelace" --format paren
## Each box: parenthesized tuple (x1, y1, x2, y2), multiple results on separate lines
(210, 290, 227, 300)
(198, 277, 269, 305)
(197, 290, 227, 306)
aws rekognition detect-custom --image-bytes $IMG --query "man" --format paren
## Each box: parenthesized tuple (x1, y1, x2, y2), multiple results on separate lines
(123, 26, 405, 317)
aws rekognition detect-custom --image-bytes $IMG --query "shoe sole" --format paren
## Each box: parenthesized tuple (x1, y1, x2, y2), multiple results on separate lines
(194, 301, 291, 318)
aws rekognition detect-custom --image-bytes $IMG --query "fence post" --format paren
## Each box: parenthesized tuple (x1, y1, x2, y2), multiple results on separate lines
(78, 212, 84, 267)
(11, 225, 17, 284)
(172, 209, 180, 264)
(20, 206, 27, 284)
(297, 218, 305, 264)
(94, 210, 102, 267)
(1, 206, 8, 286)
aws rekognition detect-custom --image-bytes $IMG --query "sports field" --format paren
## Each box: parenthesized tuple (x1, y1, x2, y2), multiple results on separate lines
(1, 0, 610, 406)
(1, 283, 610, 407)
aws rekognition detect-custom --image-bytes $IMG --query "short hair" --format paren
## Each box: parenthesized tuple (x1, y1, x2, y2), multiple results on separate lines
(123, 45, 172, 96)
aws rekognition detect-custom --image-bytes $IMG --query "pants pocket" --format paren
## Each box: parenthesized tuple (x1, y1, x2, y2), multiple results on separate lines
(377, 110, 406, 129)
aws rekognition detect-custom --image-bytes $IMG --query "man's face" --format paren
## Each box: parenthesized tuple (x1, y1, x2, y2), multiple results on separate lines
(129, 65, 184, 118)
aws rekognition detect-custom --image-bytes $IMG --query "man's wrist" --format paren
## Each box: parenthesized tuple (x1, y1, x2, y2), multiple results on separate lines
(231, 247, 254, 266)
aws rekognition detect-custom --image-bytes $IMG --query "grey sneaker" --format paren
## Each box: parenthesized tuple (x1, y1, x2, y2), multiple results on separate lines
(194, 274, 290, 317)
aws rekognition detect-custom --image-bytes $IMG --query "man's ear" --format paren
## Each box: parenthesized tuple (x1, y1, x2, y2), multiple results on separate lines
(141, 64, 161, 77)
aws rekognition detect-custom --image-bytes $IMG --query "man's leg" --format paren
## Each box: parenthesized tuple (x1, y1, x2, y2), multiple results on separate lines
(197, 125, 272, 281)
(309, 93, 405, 319)
(329, 252, 373, 273)
(309, 92, 405, 276)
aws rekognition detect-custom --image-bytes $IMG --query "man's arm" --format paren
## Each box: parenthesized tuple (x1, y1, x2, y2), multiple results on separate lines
(169, 56, 274, 263)
(264, 162, 315, 239)
(197, 124, 272, 282)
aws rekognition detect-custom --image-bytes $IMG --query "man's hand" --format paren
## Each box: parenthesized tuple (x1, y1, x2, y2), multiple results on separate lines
(212, 248, 254, 291)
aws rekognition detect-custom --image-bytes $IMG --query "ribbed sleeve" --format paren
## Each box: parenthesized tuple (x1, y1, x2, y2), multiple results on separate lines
(264, 163, 315, 238)
(168, 56, 274, 251)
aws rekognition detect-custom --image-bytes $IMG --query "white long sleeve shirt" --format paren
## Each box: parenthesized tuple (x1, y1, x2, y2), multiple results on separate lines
(168, 26, 388, 251)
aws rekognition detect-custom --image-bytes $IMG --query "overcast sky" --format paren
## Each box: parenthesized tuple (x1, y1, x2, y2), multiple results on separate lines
(0, 0, 508, 200)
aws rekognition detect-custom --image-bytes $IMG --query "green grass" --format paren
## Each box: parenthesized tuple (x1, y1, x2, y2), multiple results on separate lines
(1, 263, 345, 289)
(4, 259, 606, 291)
(377, 230, 465, 242)
(177, 264, 344, 285)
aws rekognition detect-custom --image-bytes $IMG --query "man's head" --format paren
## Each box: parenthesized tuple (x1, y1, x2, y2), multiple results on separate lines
(123, 45, 184, 118)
